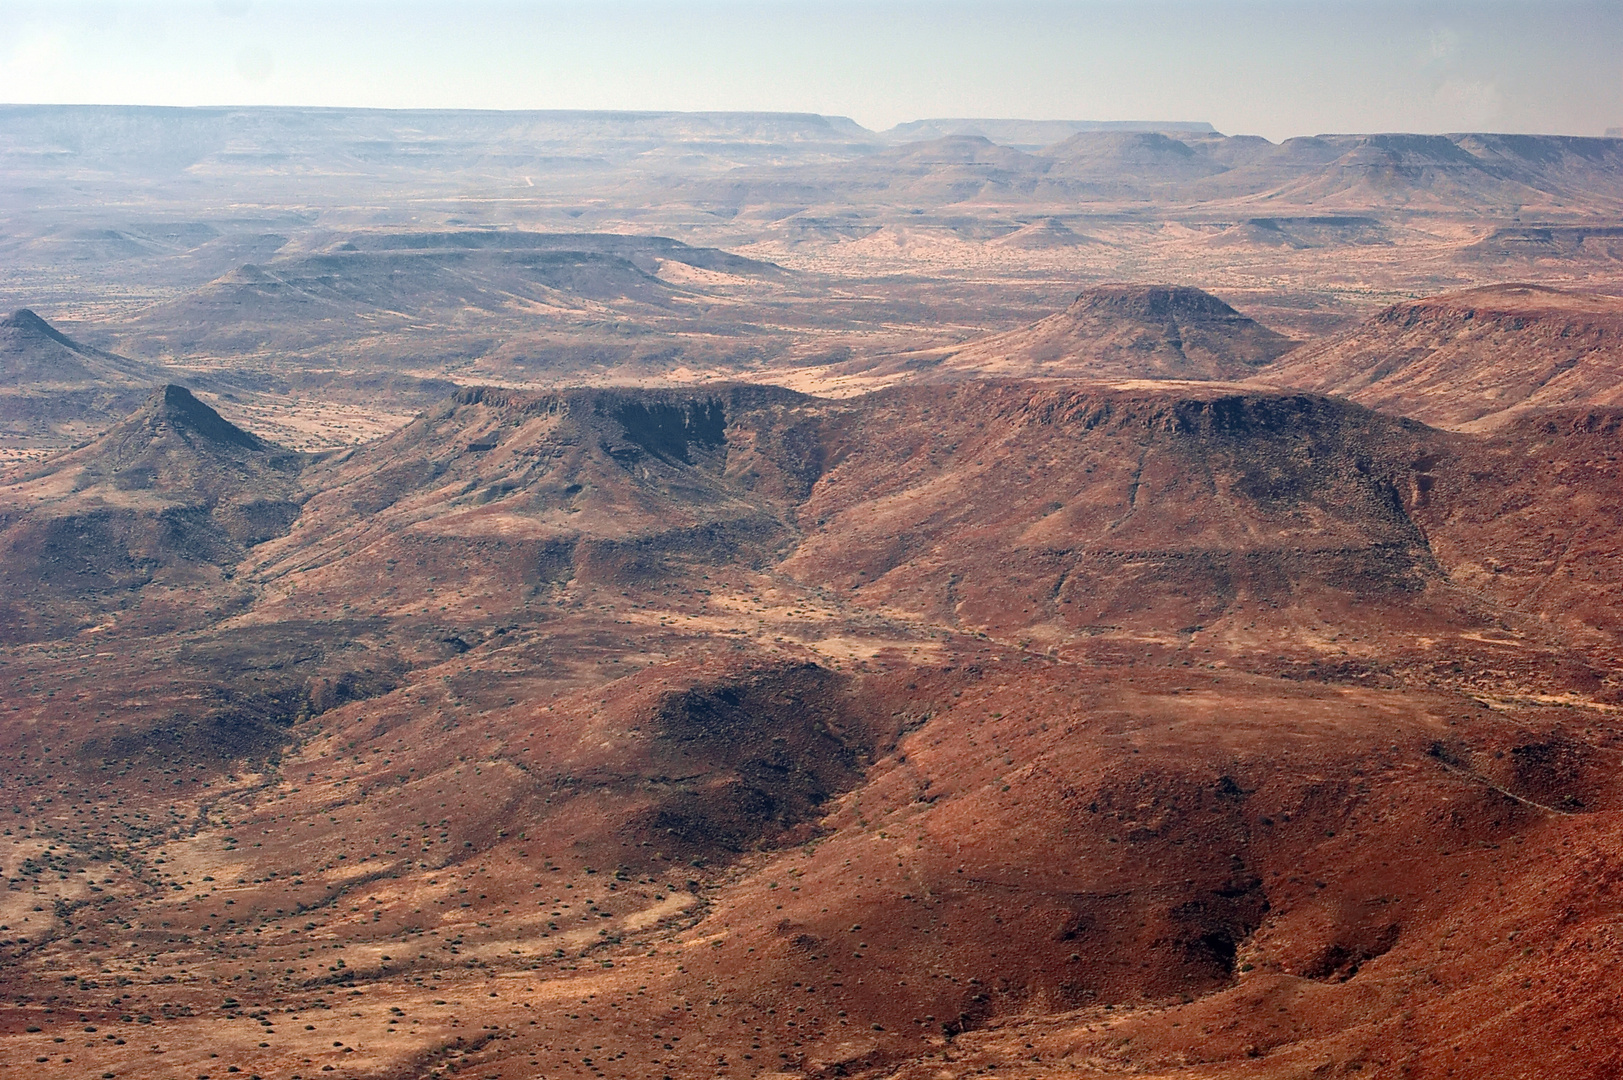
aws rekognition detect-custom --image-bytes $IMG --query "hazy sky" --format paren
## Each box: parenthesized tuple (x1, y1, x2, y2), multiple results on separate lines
(0, 1, 1618, 141)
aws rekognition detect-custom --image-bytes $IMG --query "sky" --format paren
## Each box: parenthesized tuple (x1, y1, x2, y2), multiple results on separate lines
(0, 1, 1618, 141)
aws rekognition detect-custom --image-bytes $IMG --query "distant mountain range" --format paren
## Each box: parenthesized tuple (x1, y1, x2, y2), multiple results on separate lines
(4, 106, 1618, 214)
(881, 117, 1218, 149)
(0, 104, 1212, 168)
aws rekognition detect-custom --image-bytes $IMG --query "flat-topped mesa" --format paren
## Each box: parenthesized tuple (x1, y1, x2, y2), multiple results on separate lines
(1002, 379, 1417, 437)
(1065, 282, 1259, 322)
(257, 380, 829, 581)
(1260, 283, 1623, 430)
(936, 283, 1297, 381)
(321, 229, 785, 274)
(440, 381, 809, 415)
(420, 382, 811, 466)
(1376, 282, 1623, 324)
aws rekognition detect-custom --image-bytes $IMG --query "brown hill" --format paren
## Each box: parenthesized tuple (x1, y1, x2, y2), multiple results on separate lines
(0, 308, 154, 449)
(0, 308, 108, 384)
(1206, 214, 1388, 250)
(1039, 129, 1232, 189)
(924, 284, 1297, 380)
(0, 384, 305, 640)
(986, 217, 1097, 249)
(114, 231, 789, 362)
(2, 380, 1623, 1080)
(1461, 223, 1623, 265)
(1261, 133, 1553, 211)
(1262, 284, 1623, 429)
(790, 134, 1046, 206)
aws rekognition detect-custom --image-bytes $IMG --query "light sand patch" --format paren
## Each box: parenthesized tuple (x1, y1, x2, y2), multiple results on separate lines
(620, 889, 697, 932)
(802, 634, 943, 663)
(196, 391, 417, 451)
(654, 260, 756, 289)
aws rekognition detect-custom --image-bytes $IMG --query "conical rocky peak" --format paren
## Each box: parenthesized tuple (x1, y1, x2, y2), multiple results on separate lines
(149, 384, 265, 451)
(1, 307, 78, 345)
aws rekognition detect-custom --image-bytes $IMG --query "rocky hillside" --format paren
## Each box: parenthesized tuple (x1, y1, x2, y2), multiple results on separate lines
(918, 284, 1297, 380)
(0, 385, 305, 640)
(2, 379, 1622, 1080)
(0, 308, 155, 450)
(1262, 284, 1623, 429)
